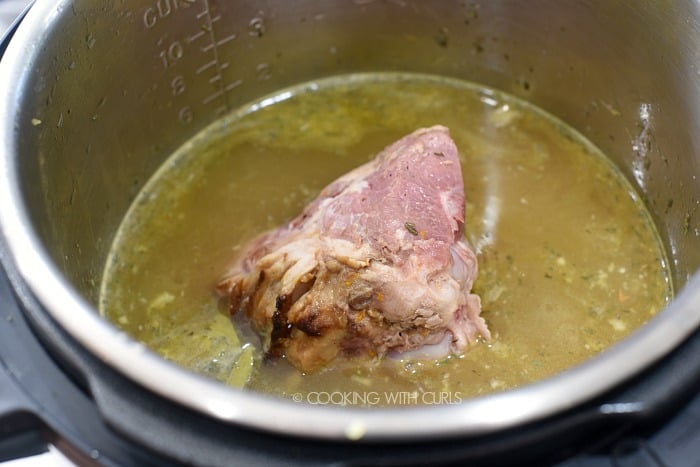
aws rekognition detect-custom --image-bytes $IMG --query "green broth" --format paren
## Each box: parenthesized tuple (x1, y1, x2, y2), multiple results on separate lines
(100, 73, 672, 403)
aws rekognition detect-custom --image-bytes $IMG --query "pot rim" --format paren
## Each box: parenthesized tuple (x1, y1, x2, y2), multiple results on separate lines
(1, 0, 699, 441)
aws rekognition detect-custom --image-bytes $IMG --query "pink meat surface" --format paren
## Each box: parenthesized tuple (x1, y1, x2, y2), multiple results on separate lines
(217, 126, 490, 372)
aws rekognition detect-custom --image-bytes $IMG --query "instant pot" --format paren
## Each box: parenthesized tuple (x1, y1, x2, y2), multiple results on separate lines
(3, 1, 700, 465)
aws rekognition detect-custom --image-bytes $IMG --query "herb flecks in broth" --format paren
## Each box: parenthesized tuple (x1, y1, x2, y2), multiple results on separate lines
(100, 73, 672, 404)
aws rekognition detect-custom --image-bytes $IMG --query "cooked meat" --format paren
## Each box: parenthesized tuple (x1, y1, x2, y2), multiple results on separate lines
(217, 126, 490, 372)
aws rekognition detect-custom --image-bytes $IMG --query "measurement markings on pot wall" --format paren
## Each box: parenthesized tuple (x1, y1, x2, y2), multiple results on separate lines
(143, 0, 194, 29)
(144, 0, 239, 126)
(193, 0, 241, 116)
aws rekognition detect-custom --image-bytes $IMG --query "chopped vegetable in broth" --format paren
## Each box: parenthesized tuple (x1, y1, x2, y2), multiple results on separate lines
(99, 73, 672, 405)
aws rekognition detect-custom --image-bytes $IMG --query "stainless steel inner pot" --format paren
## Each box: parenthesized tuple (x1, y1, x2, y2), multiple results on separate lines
(2, 0, 700, 441)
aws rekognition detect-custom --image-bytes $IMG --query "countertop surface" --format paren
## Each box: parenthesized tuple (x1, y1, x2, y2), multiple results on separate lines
(0, 0, 29, 33)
